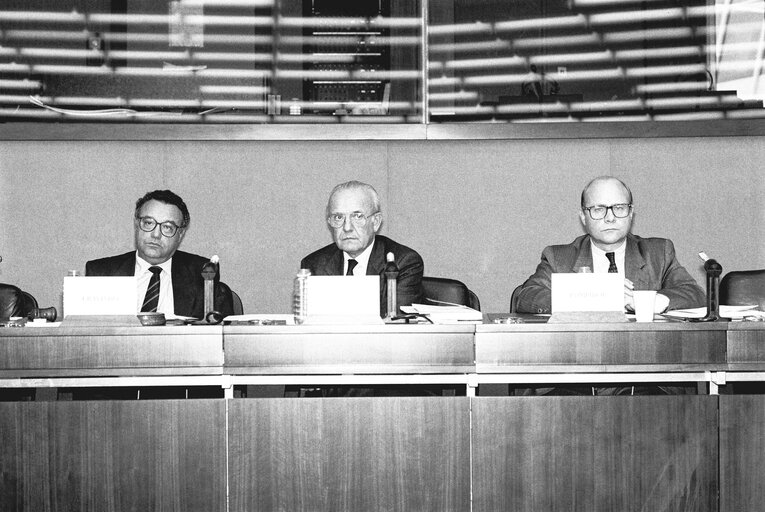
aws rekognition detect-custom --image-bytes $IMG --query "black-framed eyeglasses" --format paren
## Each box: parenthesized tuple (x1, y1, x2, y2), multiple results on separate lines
(136, 216, 183, 237)
(582, 203, 632, 220)
(327, 211, 379, 228)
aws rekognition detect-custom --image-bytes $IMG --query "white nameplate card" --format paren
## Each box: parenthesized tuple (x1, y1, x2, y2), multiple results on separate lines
(63, 276, 137, 316)
(305, 275, 383, 325)
(551, 273, 623, 313)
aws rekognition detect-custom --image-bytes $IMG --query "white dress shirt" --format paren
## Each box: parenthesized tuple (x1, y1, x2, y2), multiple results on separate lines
(590, 240, 626, 275)
(135, 253, 175, 315)
(344, 240, 375, 276)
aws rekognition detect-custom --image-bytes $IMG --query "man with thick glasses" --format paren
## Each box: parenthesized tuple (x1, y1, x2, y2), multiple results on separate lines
(516, 176, 704, 315)
(85, 189, 234, 319)
(301, 180, 424, 317)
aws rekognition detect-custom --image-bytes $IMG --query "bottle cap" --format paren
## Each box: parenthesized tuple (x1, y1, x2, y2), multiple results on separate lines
(386, 252, 395, 263)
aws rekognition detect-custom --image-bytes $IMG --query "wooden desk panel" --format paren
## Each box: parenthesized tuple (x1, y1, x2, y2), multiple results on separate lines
(725, 323, 765, 367)
(472, 396, 718, 512)
(476, 323, 726, 372)
(0, 326, 223, 377)
(228, 397, 470, 512)
(0, 400, 226, 512)
(224, 325, 475, 374)
(719, 395, 765, 512)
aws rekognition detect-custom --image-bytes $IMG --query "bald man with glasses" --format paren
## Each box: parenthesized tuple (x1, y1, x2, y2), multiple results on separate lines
(86, 189, 234, 319)
(516, 176, 704, 315)
(300, 180, 424, 316)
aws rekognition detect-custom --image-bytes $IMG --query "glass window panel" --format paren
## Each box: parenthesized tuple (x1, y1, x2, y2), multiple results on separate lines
(0, 0, 423, 123)
(427, 0, 765, 123)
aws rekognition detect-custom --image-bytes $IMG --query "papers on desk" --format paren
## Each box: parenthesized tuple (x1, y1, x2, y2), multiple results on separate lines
(663, 305, 764, 320)
(402, 304, 483, 324)
(225, 314, 295, 325)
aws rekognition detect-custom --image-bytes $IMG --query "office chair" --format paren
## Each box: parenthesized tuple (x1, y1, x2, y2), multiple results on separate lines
(509, 284, 523, 313)
(231, 289, 244, 315)
(422, 276, 480, 311)
(0, 283, 38, 319)
(720, 269, 765, 306)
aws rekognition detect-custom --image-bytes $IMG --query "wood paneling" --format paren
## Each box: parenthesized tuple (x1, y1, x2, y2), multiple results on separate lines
(0, 400, 226, 512)
(224, 325, 475, 374)
(472, 396, 718, 512)
(228, 397, 471, 512)
(476, 323, 727, 371)
(720, 395, 765, 512)
(726, 324, 765, 366)
(0, 326, 223, 376)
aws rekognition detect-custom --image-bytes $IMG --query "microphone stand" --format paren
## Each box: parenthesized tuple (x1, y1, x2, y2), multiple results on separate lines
(688, 256, 728, 322)
(201, 255, 221, 323)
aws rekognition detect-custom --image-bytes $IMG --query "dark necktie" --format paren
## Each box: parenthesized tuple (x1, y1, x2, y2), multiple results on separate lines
(141, 266, 162, 312)
(606, 252, 618, 273)
(346, 259, 358, 276)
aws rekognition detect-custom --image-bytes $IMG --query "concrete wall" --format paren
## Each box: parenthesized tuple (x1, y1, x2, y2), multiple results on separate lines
(1, 136, 762, 314)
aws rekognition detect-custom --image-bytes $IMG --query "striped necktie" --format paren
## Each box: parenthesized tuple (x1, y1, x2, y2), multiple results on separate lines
(140, 266, 162, 312)
(606, 252, 618, 273)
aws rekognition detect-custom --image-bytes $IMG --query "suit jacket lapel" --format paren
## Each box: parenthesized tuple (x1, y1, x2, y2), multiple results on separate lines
(624, 235, 649, 288)
(118, 253, 137, 276)
(328, 248, 344, 275)
(171, 254, 196, 317)
(572, 236, 593, 272)
(366, 237, 385, 277)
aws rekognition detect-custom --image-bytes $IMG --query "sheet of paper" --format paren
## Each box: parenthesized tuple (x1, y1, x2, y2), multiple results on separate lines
(63, 276, 137, 316)
(551, 273, 623, 313)
(663, 305, 762, 319)
(404, 304, 483, 323)
(305, 275, 382, 324)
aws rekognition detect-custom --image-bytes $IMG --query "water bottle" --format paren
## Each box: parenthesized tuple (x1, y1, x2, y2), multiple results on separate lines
(293, 268, 311, 324)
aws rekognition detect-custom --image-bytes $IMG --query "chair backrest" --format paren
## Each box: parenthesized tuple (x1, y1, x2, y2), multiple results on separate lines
(0, 284, 37, 319)
(231, 289, 244, 315)
(422, 276, 480, 311)
(509, 284, 523, 313)
(720, 269, 765, 306)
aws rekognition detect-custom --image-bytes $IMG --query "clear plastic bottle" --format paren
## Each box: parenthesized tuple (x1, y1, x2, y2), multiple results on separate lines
(293, 268, 311, 324)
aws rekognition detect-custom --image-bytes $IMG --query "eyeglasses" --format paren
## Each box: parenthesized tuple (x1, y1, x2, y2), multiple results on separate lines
(582, 203, 632, 220)
(327, 211, 379, 228)
(136, 216, 183, 237)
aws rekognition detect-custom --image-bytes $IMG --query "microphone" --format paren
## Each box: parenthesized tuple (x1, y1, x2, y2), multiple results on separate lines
(201, 255, 220, 323)
(29, 306, 57, 322)
(384, 252, 399, 318)
(689, 252, 726, 322)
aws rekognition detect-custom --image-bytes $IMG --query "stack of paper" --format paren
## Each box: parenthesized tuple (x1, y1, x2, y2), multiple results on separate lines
(663, 305, 764, 320)
(402, 304, 483, 324)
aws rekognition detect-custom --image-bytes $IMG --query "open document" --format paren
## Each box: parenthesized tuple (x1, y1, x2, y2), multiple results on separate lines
(402, 303, 483, 324)
(662, 305, 764, 320)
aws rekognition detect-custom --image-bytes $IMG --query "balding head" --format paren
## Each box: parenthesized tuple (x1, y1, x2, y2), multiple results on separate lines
(581, 176, 632, 209)
(579, 176, 634, 251)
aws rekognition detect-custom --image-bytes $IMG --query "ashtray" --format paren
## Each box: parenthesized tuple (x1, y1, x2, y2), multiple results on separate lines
(137, 312, 166, 326)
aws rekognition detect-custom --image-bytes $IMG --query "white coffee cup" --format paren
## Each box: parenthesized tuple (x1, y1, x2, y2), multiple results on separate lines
(633, 290, 657, 322)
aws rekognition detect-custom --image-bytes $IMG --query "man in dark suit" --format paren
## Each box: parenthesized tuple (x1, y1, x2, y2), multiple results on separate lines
(73, 190, 233, 400)
(301, 180, 424, 316)
(513, 176, 704, 396)
(517, 176, 704, 315)
(290, 181, 428, 398)
(86, 189, 234, 318)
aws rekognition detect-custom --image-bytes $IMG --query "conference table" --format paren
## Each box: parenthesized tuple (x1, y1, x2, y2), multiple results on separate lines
(0, 318, 764, 512)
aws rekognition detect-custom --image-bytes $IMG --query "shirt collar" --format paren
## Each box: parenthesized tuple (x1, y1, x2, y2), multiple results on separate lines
(590, 239, 626, 259)
(343, 239, 375, 275)
(135, 252, 173, 275)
